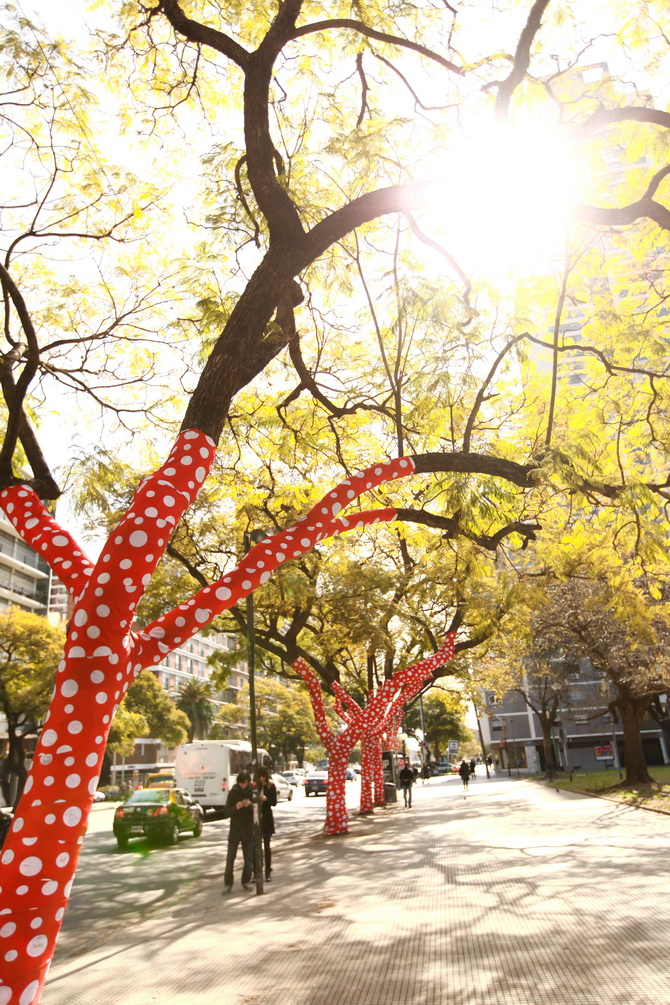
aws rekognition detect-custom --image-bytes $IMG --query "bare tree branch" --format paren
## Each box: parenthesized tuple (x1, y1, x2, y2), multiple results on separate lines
(495, 0, 551, 121)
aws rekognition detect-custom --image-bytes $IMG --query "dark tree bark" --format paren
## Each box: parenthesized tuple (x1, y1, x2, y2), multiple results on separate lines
(611, 695, 654, 785)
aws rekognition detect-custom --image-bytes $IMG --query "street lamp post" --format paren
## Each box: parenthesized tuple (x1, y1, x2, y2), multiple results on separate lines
(489, 713, 511, 777)
(244, 528, 270, 896)
(509, 715, 520, 776)
(474, 706, 491, 779)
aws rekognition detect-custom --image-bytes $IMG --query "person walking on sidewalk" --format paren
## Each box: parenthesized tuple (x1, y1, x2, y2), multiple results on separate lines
(469, 757, 477, 778)
(257, 766, 277, 883)
(223, 771, 254, 893)
(458, 759, 471, 791)
(399, 759, 415, 807)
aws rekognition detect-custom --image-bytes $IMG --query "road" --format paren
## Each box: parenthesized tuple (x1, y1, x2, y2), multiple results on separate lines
(44, 771, 670, 1005)
(57, 779, 364, 960)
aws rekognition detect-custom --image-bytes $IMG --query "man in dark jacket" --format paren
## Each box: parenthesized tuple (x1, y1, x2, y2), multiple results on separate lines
(223, 771, 254, 893)
(398, 759, 415, 807)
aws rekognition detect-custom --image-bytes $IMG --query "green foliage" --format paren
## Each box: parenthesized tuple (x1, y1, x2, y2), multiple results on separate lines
(122, 670, 190, 747)
(212, 678, 320, 762)
(176, 678, 215, 742)
(0, 608, 65, 729)
(106, 705, 150, 757)
(404, 687, 470, 760)
(0, 608, 65, 800)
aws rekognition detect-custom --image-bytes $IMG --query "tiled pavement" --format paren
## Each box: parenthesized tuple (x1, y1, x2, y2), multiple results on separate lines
(43, 775, 670, 1005)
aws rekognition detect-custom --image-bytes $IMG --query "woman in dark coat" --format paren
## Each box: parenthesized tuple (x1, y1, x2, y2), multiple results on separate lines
(257, 766, 278, 881)
(458, 759, 471, 791)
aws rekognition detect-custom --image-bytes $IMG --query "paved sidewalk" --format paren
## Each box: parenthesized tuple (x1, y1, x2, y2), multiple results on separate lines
(43, 775, 670, 1005)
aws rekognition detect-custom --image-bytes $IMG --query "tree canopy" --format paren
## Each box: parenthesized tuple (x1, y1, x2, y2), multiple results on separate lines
(0, 608, 65, 805)
(3, 0, 670, 520)
(4, 3, 670, 998)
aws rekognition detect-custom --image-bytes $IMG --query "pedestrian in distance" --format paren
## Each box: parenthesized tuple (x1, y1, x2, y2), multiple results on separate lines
(469, 757, 477, 779)
(222, 770, 254, 894)
(458, 759, 471, 792)
(486, 754, 493, 770)
(256, 765, 277, 883)
(398, 759, 415, 807)
(421, 763, 431, 784)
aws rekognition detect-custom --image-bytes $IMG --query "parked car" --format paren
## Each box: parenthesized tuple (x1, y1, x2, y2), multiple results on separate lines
(0, 807, 13, 848)
(281, 771, 301, 787)
(272, 773, 294, 801)
(145, 770, 176, 789)
(304, 771, 328, 796)
(433, 762, 457, 775)
(345, 768, 357, 781)
(113, 787, 204, 849)
(97, 785, 122, 801)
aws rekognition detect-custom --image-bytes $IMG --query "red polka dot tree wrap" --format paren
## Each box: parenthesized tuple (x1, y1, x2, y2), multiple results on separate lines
(0, 440, 443, 1003)
(292, 636, 456, 835)
(359, 737, 378, 813)
(0, 430, 216, 1005)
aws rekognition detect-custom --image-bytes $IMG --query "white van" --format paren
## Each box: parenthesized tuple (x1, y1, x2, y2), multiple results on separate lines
(174, 740, 271, 812)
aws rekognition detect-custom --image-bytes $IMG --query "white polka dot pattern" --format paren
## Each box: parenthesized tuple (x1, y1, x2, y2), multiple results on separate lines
(137, 464, 411, 662)
(0, 429, 215, 1005)
(0, 443, 432, 1002)
(292, 635, 455, 834)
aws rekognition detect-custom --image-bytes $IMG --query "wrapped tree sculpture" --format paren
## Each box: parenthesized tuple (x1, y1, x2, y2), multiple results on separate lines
(292, 634, 455, 835)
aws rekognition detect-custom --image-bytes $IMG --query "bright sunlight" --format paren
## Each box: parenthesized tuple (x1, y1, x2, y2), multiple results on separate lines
(427, 121, 578, 281)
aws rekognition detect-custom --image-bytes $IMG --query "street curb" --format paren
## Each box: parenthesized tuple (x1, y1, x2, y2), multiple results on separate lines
(527, 777, 670, 817)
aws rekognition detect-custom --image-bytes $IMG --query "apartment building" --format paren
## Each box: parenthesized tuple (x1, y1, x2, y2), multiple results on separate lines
(477, 658, 669, 773)
(0, 507, 61, 789)
(152, 631, 247, 704)
(0, 509, 51, 616)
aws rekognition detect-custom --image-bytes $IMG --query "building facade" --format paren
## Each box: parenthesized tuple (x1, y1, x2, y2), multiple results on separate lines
(0, 509, 56, 783)
(0, 509, 51, 616)
(478, 658, 670, 773)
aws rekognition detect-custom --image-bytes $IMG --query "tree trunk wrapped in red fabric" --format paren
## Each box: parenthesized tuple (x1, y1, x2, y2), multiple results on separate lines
(292, 635, 455, 834)
(0, 445, 431, 1004)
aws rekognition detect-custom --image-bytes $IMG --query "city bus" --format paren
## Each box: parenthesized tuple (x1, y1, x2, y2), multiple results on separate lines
(174, 740, 271, 812)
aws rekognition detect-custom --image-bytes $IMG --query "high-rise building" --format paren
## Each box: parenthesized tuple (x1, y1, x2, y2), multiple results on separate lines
(151, 630, 248, 705)
(0, 508, 51, 615)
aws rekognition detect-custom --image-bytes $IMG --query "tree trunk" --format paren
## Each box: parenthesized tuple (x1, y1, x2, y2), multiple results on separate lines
(6, 719, 29, 809)
(359, 737, 376, 814)
(540, 719, 556, 774)
(323, 736, 353, 835)
(617, 697, 654, 785)
(0, 759, 10, 807)
(0, 639, 130, 1003)
(373, 744, 385, 806)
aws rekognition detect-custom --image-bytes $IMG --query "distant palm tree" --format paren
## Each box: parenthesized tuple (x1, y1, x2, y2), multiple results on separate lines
(177, 680, 214, 742)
